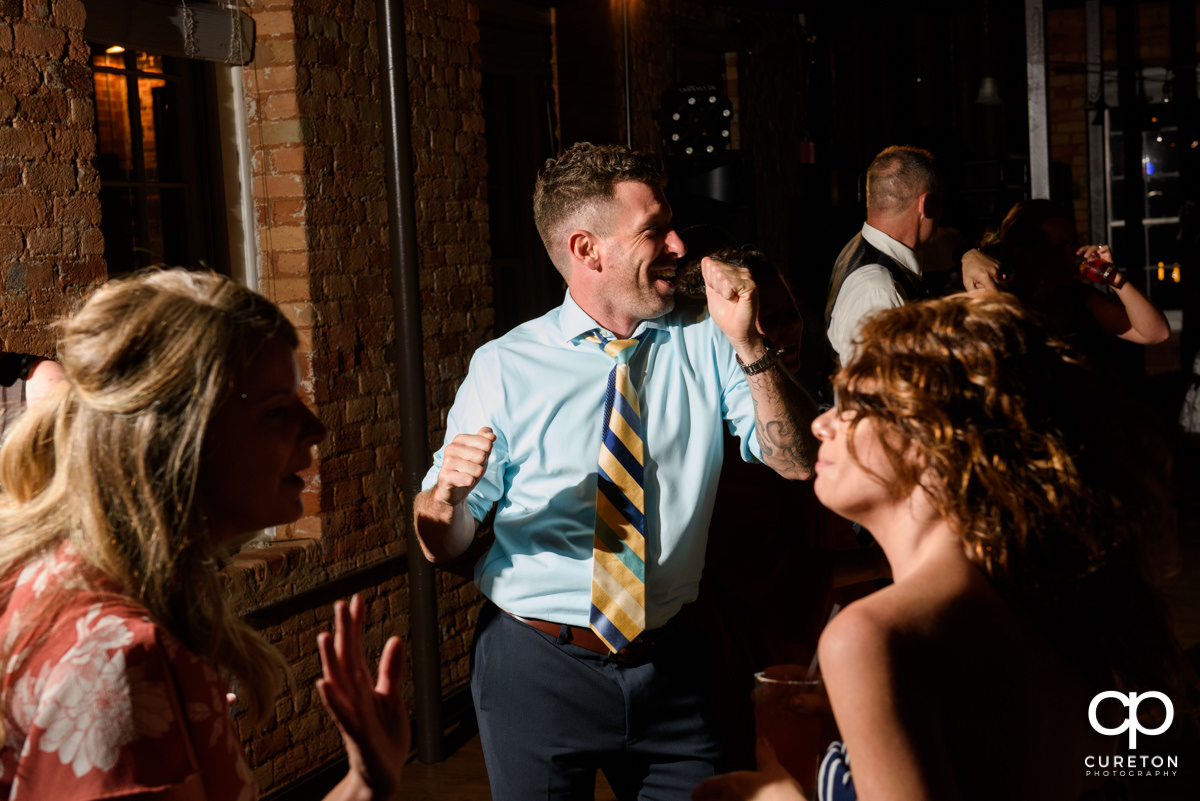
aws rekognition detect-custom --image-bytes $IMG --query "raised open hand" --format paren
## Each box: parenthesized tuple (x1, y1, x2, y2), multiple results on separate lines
(317, 595, 409, 801)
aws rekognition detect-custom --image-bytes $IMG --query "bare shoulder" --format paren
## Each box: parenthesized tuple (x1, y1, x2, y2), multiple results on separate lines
(818, 555, 994, 678)
(815, 585, 963, 801)
(816, 589, 908, 686)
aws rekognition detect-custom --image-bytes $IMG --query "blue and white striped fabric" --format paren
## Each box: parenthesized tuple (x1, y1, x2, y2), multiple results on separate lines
(817, 740, 858, 801)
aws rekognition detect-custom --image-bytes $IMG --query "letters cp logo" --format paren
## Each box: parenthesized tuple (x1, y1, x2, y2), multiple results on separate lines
(1089, 691, 1174, 749)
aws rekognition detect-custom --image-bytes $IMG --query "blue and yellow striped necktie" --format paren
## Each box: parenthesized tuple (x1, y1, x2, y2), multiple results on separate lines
(585, 332, 646, 653)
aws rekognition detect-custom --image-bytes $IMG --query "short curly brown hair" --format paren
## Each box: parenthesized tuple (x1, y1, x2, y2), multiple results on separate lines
(533, 142, 665, 275)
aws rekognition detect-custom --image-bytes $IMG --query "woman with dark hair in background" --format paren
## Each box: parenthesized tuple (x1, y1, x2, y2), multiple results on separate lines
(961, 199, 1168, 348)
(696, 292, 1188, 801)
(0, 269, 409, 800)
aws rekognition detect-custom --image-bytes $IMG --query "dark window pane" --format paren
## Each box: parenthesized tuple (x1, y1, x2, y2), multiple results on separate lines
(143, 186, 165, 263)
(90, 44, 225, 275)
(159, 187, 191, 266)
(93, 71, 132, 181)
(1145, 177, 1179, 219)
(1148, 222, 1179, 265)
(1110, 225, 1136, 261)
(98, 186, 138, 274)
(147, 79, 183, 183)
(1144, 129, 1179, 177)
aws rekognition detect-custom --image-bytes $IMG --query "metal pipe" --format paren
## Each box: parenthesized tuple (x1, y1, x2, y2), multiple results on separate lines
(1025, 0, 1050, 199)
(230, 65, 261, 292)
(1115, 0, 1146, 269)
(623, 0, 632, 146)
(1085, 0, 1106, 245)
(375, 0, 444, 764)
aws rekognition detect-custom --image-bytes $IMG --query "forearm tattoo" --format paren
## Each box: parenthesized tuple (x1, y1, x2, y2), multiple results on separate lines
(748, 369, 819, 479)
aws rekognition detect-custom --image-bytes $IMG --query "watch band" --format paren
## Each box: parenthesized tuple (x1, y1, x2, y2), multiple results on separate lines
(736, 347, 780, 376)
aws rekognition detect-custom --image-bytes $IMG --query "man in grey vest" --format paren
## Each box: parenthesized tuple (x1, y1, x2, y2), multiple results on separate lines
(825, 146, 943, 365)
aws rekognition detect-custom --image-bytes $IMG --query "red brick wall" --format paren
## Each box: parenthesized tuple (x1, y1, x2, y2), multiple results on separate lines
(0, 0, 103, 357)
(0, 0, 492, 792)
(404, 0, 491, 691)
(232, 0, 491, 790)
(0, 0, 891, 791)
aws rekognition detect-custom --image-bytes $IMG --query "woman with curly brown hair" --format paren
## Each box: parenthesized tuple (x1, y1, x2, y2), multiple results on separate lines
(0, 269, 409, 800)
(695, 292, 1186, 801)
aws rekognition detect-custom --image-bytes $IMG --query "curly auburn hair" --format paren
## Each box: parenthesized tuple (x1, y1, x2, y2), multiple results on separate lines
(532, 142, 665, 275)
(837, 292, 1181, 690)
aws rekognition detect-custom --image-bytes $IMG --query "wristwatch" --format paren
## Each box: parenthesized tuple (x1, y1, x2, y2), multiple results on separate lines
(736, 347, 780, 376)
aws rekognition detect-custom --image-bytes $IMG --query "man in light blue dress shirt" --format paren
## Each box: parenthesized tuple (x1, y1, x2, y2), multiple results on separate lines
(415, 142, 819, 800)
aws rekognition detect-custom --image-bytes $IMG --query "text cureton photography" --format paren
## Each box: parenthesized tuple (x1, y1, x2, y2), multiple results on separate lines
(1085, 690, 1180, 780)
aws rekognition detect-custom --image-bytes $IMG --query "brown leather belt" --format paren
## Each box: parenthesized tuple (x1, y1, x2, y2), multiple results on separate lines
(505, 611, 663, 660)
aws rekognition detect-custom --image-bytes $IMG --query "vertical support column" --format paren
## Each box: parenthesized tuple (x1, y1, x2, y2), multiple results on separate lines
(622, 0, 633, 147)
(1116, 0, 1146, 269)
(1026, 0, 1050, 199)
(376, 0, 444, 764)
(1085, 0, 1107, 245)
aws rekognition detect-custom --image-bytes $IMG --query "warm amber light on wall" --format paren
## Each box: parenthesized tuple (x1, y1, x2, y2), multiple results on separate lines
(106, 45, 125, 54)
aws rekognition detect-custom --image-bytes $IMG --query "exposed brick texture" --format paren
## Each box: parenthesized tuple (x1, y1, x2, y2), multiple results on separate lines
(0, 0, 101, 356)
(0, 0, 489, 794)
(232, 0, 490, 791)
(11, 1, 1191, 797)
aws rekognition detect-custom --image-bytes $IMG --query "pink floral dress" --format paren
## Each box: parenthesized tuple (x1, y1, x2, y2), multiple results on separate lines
(0, 545, 256, 800)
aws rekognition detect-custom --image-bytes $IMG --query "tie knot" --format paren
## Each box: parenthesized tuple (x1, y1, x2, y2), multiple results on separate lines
(604, 338, 640, 364)
(586, 332, 641, 364)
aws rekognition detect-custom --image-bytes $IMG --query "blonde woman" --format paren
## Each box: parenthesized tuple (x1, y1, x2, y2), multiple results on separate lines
(0, 270, 408, 800)
(695, 293, 1185, 801)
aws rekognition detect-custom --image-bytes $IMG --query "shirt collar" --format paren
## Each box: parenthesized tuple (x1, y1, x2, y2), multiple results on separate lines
(861, 222, 921, 276)
(558, 289, 670, 344)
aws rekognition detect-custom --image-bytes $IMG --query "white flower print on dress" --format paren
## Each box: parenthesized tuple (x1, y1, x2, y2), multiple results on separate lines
(37, 642, 133, 776)
(15, 550, 75, 596)
(0, 658, 50, 785)
(32, 604, 174, 778)
(2, 608, 24, 669)
(7, 658, 52, 735)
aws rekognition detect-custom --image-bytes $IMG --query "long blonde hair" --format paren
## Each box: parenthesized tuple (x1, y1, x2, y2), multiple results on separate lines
(0, 269, 294, 727)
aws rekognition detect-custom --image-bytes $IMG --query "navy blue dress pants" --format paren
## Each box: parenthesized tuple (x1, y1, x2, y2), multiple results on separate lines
(470, 602, 723, 800)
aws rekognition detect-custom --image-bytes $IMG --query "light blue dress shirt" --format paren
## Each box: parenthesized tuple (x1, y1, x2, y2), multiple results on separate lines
(422, 291, 763, 628)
